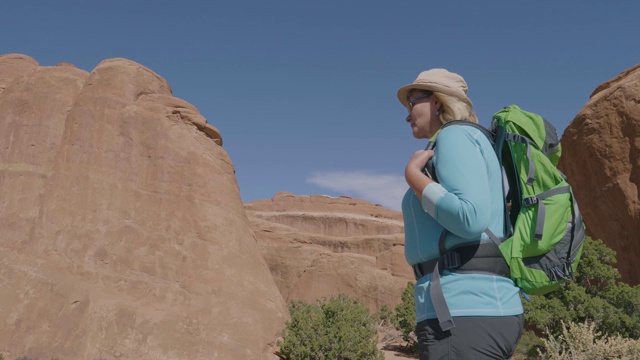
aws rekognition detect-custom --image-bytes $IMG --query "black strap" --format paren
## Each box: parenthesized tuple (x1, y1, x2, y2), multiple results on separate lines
(412, 241, 509, 278)
(412, 259, 438, 280)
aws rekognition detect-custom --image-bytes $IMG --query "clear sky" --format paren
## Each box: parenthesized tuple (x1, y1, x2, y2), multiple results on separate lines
(2, 1, 639, 210)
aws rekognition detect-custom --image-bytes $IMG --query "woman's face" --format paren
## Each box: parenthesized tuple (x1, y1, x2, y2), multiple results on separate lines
(406, 89, 441, 139)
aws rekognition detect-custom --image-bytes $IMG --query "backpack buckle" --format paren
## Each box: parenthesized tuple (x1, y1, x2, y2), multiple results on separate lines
(523, 196, 539, 207)
(442, 252, 461, 269)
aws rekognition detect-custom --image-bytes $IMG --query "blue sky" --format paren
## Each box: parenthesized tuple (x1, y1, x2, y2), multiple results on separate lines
(2, 1, 639, 210)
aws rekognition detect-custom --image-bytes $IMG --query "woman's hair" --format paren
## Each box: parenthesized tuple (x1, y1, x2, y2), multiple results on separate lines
(433, 92, 478, 124)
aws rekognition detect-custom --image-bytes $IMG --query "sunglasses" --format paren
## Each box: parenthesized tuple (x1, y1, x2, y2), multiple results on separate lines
(407, 93, 433, 109)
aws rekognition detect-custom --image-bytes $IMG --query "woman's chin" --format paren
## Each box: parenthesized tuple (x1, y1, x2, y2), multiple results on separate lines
(412, 129, 428, 139)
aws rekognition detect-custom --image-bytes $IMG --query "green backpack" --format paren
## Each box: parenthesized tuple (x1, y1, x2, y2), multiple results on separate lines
(418, 105, 586, 331)
(490, 105, 585, 295)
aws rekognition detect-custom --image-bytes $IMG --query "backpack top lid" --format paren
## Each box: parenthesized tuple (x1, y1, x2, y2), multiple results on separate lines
(492, 105, 562, 165)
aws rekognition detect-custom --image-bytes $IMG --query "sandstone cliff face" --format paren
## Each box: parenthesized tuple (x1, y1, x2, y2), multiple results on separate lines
(559, 64, 640, 285)
(245, 192, 413, 313)
(0, 54, 287, 360)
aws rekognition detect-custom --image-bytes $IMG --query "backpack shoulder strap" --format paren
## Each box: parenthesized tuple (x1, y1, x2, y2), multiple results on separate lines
(423, 120, 495, 178)
(440, 120, 494, 142)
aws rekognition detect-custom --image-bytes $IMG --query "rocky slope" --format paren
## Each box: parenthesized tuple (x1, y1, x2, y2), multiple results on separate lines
(0, 54, 287, 360)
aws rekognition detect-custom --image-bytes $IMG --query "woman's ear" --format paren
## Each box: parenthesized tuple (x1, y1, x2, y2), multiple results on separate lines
(434, 99, 442, 112)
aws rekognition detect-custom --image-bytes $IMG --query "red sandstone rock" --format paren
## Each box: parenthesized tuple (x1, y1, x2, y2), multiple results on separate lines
(559, 64, 640, 285)
(0, 54, 286, 360)
(246, 193, 414, 313)
(0, 54, 39, 93)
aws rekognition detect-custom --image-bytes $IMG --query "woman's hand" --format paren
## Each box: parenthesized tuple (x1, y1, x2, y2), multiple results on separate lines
(405, 150, 435, 198)
(406, 149, 434, 174)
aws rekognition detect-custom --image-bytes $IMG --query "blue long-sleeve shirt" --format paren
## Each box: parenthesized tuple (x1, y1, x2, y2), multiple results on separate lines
(402, 124, 523, 322)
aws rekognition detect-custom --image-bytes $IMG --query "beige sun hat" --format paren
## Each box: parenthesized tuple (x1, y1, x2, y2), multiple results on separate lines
(397, 68, 473, 108)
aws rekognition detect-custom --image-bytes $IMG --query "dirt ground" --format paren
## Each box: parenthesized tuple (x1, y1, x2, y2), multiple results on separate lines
(379, 344, 418, 360)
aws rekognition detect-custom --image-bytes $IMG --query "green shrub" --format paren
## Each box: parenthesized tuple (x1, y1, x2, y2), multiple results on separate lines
(524, 237, 640, 340)
(277, 294, 383, 360)
(514, 330, 546, 359)
(376, 304, 393, 327)
(391, 281, 417, 350)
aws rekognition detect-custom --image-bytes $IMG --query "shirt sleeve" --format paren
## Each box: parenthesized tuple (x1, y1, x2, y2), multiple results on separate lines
(420, 126, 492, 239)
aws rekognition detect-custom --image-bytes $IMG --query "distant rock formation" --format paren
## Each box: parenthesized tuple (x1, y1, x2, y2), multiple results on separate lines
(559, 64, 640, 285)
(245, 192, 413, 313)
(0, 54, 287, 360)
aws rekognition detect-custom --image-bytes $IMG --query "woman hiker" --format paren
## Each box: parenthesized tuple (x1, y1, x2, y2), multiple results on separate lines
(398, 68, 524, 359)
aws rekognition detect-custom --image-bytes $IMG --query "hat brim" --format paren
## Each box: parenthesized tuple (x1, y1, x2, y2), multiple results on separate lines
(397, 83, 472, 108)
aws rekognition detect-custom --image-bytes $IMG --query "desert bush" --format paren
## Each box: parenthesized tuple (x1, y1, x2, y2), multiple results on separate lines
(514, 330, 546, 359)
(375, 304, 393, 327)
(524, 237, 640, 340)
(540, 320, 640, 359)
(391, 281, 417, 350)
(277, 294, 383, 360)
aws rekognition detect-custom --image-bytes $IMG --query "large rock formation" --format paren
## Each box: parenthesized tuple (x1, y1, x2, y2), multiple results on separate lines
(0, 54, 287, 360)
(245, 192, 413, 313)
(559, 64, 640, 285)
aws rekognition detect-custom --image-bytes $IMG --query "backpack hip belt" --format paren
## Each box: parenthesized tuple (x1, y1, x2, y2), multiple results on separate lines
(412, 241, 510, 280)
(412, 232, 510, 332)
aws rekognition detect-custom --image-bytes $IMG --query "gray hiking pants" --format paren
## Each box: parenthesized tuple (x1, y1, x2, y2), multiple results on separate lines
(415, 314, 524, 359)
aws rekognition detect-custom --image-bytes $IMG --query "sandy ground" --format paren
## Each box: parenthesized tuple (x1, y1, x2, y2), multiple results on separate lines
(379, 344, 418, 360)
